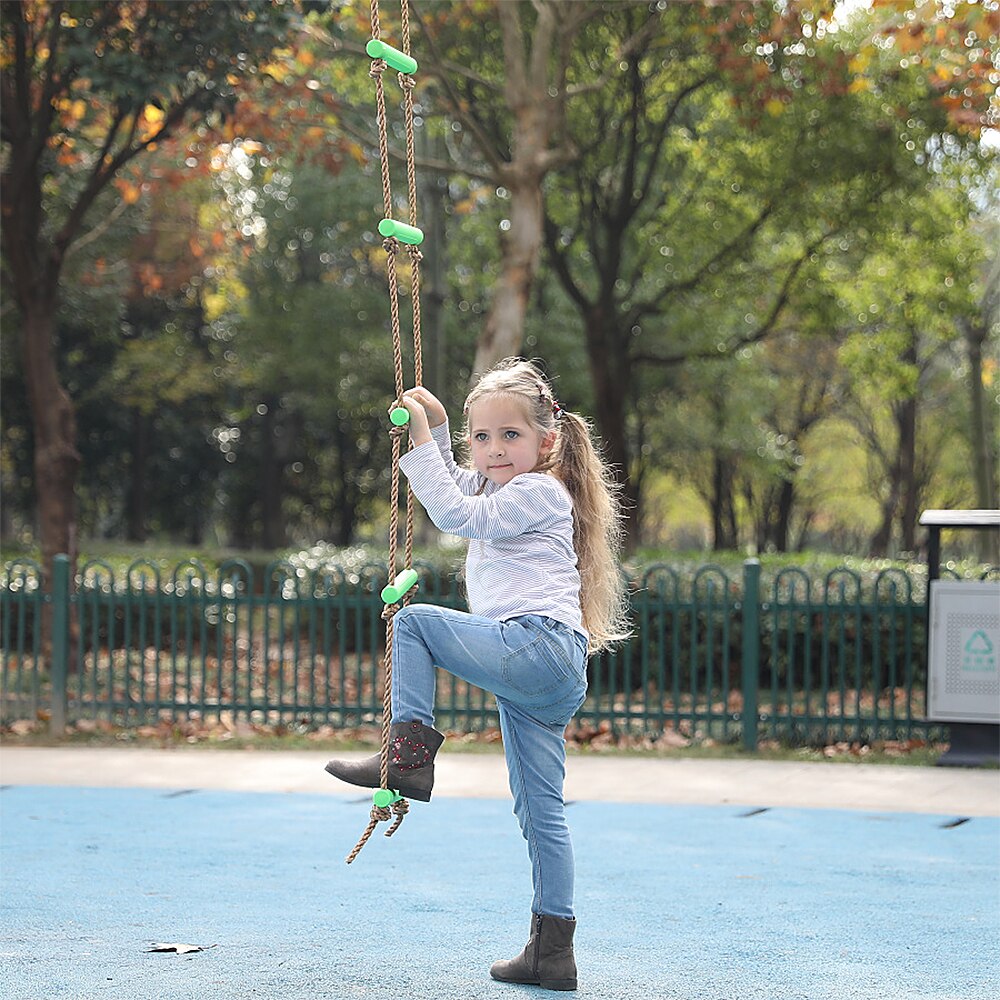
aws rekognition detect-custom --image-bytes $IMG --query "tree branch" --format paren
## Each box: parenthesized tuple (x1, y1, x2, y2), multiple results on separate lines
(63, 197, 132, 260)
(526, 1, 557, 97)
(331, 112, 493, 182)
(631, 230, 834, 367)
(53, 89, 205, 263)
(543, 212, 591, 311)
(410, 1, 507, 177)
(303, 20, 505, 97)
(630, 203, 774, 318)
(635, 74, 713, 206)
(564, 10, 660, 98)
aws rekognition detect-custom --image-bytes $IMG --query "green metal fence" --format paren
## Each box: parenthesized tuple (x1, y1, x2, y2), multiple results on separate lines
(1, 554, 951, 747)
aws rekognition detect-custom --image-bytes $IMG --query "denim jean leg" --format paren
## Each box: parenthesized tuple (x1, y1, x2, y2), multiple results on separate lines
(391, 606, 586, 918)
(391, 604, 513, 725)
(390, 605, 441, 726)
(498, 699, 576, 919)
(391, 606, 582, 726)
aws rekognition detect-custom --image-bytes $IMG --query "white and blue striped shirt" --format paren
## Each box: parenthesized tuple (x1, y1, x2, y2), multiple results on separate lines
(398, 422, 586, 637)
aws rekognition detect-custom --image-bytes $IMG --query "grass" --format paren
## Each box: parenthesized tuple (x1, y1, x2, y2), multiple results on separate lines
(0, 720, 953, 767)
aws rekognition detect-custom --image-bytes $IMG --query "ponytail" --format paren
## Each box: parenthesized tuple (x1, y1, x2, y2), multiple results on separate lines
(553, 412, 632, 655)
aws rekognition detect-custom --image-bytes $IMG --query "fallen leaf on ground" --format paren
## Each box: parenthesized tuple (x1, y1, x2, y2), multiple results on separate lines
(147, 942, 214, 955)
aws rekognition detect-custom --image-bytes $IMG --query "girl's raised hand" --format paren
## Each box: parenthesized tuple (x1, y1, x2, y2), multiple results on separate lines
(404, 387, 447, 428)
(399, 392, 432, 445)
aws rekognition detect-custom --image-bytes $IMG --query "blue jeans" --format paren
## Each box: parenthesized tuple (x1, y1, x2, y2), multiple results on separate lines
(391, 604, 588, 919)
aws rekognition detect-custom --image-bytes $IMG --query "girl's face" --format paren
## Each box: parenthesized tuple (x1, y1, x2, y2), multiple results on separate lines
(468, 395, 555, 487)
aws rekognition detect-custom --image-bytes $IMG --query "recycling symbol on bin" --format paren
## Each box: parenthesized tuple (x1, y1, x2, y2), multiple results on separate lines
(962, 630, 995, 673)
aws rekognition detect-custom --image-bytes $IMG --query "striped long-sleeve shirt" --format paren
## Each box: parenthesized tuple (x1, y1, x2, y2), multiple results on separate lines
(398, 421, 586, 638)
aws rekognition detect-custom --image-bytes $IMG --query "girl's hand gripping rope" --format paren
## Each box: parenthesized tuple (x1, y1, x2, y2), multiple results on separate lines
(394, 391, 433, 446)
(403, 386, 447, 428)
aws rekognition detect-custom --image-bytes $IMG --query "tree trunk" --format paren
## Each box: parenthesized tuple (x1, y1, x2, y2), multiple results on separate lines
(794, 507, 815, 552)
(472, 164, 544, 377)
(962, 316, 1000, 558)
(711, 453, 739, 550)
(419, 128, 448, 399)
(21, 298, 81, 667)
(897, 332, 920, 553)
(330, 415, 360, 547)
(583, 310, 639, 547)
(126, 408, 150, 542)
(965, 319, 995, 504)
(869, 412, 908, 558)
(869, 480, 899, 557)
(21, 300, 80, 576)
(770, 478, 796, 553)
(868, 326, 921, 558)
(749, 455, 795, 553)
(750, 484, 765, 554)
(964, 317, 1000, 562)
(897, 393, 918, 553)
(470, 1, 582, 376)
(336, 492, 357, 547)
(228, 494, 254, 549)
(259, 396, 288, 551)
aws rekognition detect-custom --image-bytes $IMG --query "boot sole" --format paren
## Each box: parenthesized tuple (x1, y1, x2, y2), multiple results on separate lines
(323, 762, 432, 802)
(489, 972, 576, 991)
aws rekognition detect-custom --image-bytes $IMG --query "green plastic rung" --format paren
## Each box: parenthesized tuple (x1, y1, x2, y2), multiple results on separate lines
(390, 406, 411, 427)
(365, 38, 417, 75)
(378, 218, 424, 246)
(381, 568, 418, 604)
(373, 788, 403, 808)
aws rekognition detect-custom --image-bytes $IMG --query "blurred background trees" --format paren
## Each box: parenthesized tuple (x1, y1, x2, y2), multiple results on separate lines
(2, 0, 997, 565)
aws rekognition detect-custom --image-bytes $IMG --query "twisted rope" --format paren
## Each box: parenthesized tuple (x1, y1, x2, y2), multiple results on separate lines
(400, 12, 422, 579)
(347, 0, 423, 865)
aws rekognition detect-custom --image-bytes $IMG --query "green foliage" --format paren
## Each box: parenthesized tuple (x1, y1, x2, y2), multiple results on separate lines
(2, 1, 295, 257)
(54, 2, 286, 107)
(535, 1, 997, 553)
(202, 149, 403, 545)
(2, 1, 996, 559)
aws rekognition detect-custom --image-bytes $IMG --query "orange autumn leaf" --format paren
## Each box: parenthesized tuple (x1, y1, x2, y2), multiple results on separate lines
(895, 24, 926, 54)
(115, 180, 142, 204)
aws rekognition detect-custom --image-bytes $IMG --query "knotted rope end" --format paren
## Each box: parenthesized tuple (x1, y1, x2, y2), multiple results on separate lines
(345, 796, 410, 862)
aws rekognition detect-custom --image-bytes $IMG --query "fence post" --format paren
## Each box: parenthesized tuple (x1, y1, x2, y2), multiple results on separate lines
(50, 554, 70, 737)
(741, 559, 761, 752)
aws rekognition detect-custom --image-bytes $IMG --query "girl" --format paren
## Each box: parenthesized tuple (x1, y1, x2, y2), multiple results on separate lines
(325, 358, 630, 992)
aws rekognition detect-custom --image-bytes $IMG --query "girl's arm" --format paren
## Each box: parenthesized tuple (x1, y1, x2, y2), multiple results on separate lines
(399, 443, 568, 541)
(401, 389, 484, 496)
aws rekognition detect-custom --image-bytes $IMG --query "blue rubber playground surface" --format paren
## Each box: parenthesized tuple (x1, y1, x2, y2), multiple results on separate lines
(2, 784, 998, 1000)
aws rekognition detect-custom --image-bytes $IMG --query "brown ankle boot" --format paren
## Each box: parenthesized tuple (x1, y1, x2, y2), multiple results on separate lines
(324, 720, 444, 802)
(490, 913, 577, 991)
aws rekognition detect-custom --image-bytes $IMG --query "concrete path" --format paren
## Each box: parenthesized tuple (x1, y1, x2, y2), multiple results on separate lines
(2, 745, 998, 816)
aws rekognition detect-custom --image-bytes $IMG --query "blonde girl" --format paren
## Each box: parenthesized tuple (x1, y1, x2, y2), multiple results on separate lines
(326, 358, 630, 992)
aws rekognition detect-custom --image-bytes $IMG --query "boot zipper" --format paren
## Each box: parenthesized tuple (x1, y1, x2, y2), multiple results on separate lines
(532, 914, 542, 974)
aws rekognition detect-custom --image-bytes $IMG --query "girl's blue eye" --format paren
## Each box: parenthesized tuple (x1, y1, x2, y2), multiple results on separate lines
(474, 432, 488, 442)
(504, 430, 519, 440)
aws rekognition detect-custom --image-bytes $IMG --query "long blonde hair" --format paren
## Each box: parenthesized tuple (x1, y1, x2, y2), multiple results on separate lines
(463, 358, 632, 655)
